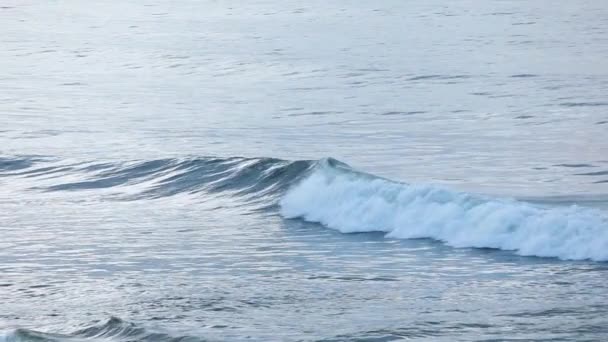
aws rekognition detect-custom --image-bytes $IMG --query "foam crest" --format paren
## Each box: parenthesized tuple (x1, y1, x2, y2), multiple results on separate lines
(280, 159, 608, 261)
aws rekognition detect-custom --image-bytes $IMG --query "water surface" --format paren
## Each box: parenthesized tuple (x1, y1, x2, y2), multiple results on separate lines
(1, 1, 608, 341)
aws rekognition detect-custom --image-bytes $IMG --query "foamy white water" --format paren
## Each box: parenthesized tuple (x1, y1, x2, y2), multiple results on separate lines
(281, 159, 608, 261)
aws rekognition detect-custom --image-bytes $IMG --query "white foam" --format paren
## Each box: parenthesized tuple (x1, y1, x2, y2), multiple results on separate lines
(280, 159, 608, 261)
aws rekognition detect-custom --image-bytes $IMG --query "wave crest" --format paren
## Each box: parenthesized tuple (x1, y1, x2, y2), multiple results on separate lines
(280, 159, 608, 261)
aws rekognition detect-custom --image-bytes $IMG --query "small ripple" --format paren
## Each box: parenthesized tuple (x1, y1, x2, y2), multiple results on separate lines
(502, 307, 588, 318)
(560, 102, 608, 107)
(356, 68, 389, 72)
(488, 12, 515, 16)
(380, 111, 426, 116)
(407, 74, 470, 81)
(511, 74, 538, 78)
(574, 170, 608, 176)
(489, 94, 516, 98)
(288, 111, 342, 117)
(554, 163, 597, 168)
(316, 323, 449, 341)
(307, 274, 399, 282)
(286, 86, 328, 91)
(0, 155, 48, 172)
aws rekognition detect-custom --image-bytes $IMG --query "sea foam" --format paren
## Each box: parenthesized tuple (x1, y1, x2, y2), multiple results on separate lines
(280, 158, 608, 261)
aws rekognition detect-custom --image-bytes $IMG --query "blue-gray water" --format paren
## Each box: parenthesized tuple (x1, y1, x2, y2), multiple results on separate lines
(1, 1, 608, 341)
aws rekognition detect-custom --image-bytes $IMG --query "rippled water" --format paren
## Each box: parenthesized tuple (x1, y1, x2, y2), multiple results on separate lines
(2, 1, 608, 341)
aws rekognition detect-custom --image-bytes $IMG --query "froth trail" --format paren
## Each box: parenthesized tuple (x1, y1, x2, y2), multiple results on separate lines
(281, 159, 608, 261)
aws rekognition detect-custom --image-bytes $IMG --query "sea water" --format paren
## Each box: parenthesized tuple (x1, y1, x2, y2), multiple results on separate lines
(1, 1, 607, 341)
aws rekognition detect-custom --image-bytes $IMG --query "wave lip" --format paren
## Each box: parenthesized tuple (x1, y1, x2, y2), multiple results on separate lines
(280, 158, 608, 261)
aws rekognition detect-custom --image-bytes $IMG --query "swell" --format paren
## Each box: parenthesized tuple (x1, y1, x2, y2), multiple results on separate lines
(0, 155, 315, 202)
(0, 317, 201, 342)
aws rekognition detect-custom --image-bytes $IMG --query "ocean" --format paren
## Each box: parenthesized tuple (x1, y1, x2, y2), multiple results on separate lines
(1, 1, 608, 341)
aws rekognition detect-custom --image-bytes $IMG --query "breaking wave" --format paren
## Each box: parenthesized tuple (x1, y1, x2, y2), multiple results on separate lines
(2, 154, 608, 261)
(280, 159, 608, 261)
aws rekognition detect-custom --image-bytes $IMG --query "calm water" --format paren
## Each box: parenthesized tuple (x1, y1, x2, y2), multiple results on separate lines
(2, 1, 608, 341)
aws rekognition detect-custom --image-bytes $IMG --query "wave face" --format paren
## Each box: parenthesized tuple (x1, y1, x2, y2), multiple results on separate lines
(280, 159, 608, 261)
(0, 317, 199, 342)
(1, 155, 314, 202)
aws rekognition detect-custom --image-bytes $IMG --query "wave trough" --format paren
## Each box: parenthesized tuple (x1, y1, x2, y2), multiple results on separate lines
(280, 159, 608, 261)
